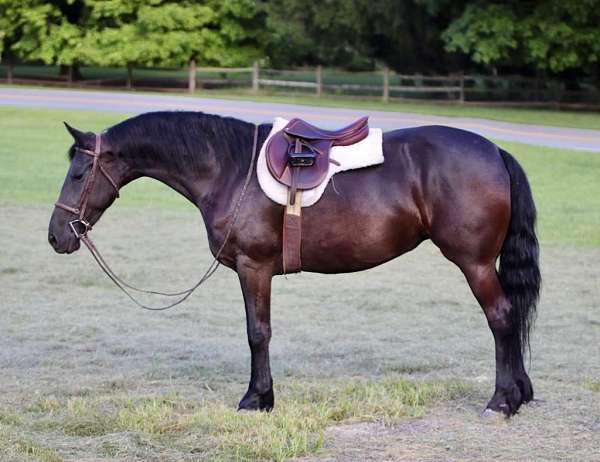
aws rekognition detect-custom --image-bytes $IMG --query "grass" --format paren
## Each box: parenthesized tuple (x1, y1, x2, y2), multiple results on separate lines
(583, 379, 600, 393)
(1, 105, 599, 246)
(2, 378, 469, 461)
(1, 105, 599, 460)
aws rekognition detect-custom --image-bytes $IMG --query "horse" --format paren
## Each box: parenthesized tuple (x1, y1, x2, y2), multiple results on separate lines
(48, 111, 540, 417)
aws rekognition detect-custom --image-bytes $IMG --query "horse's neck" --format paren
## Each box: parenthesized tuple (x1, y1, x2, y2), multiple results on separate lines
(125, 130, 252, 213)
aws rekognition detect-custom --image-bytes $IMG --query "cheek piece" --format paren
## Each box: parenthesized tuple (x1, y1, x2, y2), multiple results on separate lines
(54, 134, 120, 237)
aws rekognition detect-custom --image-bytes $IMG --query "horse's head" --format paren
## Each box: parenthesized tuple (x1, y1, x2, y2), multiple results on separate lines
(48, 123, 125, 254)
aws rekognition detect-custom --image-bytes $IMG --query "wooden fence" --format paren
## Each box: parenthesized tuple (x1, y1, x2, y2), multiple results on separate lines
(254, 65, 465, 102)
(1, 61, 598, 105)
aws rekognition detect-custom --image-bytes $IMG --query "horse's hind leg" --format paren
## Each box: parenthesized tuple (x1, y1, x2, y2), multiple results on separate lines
(459, 261, 533, 416)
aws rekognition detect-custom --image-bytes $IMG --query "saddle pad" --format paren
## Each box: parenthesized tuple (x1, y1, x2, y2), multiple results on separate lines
(257, 117, 384, 207)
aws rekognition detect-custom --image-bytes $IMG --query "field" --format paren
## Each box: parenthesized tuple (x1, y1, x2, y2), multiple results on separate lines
(0, 106, 599, 461)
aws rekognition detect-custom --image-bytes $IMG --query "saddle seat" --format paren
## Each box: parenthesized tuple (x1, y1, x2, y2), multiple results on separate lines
(283, 116, 369, 143)
(266, 116, 369, 192)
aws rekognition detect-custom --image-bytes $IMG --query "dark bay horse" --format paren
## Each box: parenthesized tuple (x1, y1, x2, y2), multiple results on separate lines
(48, 112, 540, 417)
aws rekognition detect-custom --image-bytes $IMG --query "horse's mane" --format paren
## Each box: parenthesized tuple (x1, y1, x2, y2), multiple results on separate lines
(72, 111, 255, 174)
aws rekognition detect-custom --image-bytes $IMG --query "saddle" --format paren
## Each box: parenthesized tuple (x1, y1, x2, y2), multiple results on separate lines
(265, 116, 370, 273)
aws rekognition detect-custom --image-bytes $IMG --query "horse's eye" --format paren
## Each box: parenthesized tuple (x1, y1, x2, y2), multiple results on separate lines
(71, 167, 88, 181)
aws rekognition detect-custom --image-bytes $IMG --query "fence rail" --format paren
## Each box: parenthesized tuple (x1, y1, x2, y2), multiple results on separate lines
(1, 61, 598, 105)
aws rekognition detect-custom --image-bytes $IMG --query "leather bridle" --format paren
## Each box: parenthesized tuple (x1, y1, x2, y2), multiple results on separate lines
(53, 126, 259, 311)
(54, 134, 120, 238)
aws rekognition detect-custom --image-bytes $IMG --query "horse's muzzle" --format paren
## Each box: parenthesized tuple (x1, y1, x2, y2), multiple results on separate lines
(48, 229, 81, 254)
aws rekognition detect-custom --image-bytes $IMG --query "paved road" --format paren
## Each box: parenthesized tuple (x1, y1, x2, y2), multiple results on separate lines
(2, 87, 599, 151)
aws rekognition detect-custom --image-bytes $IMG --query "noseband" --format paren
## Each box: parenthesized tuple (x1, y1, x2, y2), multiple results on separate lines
(54, 134, 120, 238)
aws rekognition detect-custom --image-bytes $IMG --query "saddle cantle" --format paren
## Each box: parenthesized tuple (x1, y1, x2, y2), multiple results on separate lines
(264, 116, 370, 274)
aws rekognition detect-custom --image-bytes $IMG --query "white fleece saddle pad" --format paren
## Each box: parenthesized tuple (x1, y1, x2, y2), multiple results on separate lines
(257, 117, 384, 207)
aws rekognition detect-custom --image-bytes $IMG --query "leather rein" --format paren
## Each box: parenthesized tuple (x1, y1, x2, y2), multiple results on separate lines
(54, 126, 259, 311)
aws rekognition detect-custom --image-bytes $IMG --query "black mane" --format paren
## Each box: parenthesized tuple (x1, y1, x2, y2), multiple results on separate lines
(71, 111, 259, 174)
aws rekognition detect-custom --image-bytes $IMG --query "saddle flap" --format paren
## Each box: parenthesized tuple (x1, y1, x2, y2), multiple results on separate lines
(266, 130, 330, 189)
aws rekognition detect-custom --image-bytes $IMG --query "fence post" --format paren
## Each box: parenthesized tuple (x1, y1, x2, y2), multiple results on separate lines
(252, 61, 259, 93)
(382, 66, 389, 102)
(316, 65, 322, 97)
(459, 72, 465, 103)
(126, 63, 133, 90)
(7, 60, 13, 84)
(67, 65, 74, 86)
(188, 59, 197, 93)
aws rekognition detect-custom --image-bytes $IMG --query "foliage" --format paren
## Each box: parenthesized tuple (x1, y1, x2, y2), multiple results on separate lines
(0, 0, 86, 65)
(266, 0, 468, 72)
(1, 0, 599, 79)
(443, 0, 600, 73)
(81, 0, 266, 67)
(0, 0, 266, 67)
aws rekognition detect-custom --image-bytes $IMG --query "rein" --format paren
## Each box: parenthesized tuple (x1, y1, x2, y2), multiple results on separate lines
(55, 125, 260, 311)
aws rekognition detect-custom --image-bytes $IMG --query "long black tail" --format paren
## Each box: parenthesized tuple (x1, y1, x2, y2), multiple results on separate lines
(498, 149, 541, 361)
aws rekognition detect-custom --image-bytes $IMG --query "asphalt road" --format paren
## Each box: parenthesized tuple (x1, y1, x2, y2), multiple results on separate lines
(1, 87, 599, 151)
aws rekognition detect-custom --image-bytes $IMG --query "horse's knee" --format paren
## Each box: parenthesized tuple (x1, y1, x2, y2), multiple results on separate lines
(248, 324, 271, 349)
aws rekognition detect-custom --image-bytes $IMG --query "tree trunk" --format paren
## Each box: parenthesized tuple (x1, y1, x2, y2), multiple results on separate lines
(188, 59, 197, 93)
(126, 63, 133, 89)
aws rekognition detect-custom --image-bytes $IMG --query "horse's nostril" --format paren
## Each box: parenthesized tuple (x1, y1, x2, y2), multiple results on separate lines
(48, 233, 58, 247)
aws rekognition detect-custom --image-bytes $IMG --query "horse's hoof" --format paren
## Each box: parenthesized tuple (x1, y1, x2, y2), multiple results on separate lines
(480, 408, 504, 421)
(238, 388, 274, 412)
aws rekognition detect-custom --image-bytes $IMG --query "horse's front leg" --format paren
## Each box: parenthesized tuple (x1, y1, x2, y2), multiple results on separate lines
(236, 257, 274, 411)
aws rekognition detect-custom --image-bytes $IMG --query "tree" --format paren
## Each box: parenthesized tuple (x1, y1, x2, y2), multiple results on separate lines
(443, 0, 600, 75)
(1, 0, 267, 86)
(0, 0, 87, 67)
(81, 0, 266, 69)
(265, 0, 469, 73)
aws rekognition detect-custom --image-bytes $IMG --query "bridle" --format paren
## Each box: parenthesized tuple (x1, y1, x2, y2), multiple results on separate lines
(53, 125, 260, 310)
(54, 133, 120, 238)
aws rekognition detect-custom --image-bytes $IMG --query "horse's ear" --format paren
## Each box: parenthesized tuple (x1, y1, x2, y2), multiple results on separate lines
(63, 122, 93, 146)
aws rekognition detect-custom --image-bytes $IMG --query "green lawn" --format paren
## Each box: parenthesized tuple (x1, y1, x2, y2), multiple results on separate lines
(1, 105, 598, 246)
(1, 105, 598, 461)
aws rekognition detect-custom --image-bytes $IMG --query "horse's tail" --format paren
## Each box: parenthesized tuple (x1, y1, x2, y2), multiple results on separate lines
(498, 148, 541, 361)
